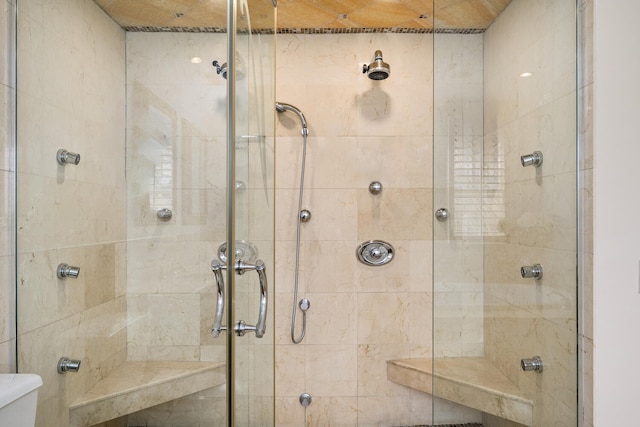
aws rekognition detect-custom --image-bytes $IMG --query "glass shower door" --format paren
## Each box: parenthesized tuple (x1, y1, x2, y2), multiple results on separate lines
(228, 0, 276, 425)
(432, 0, 578, 426)
(15, 0, 275, 425)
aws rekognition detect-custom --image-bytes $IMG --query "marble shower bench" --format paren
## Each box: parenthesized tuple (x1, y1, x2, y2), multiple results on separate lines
(387, 357, 533, 426)
(69, 360, 225, 427)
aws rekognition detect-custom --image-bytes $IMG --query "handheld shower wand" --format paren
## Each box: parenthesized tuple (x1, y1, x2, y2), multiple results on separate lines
(276, 101, 310, 344)
(275, 102, 309, 135)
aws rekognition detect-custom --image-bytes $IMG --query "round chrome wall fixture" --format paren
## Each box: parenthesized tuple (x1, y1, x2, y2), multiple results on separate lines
(218, 241, 258, 264)
(356, 240, 394, 266)
(300, 209, 312, 223)
(435, 208, 449, 222)
(369, 181, 383, 195)
(299, 393, 312, 407)
(157, 208, 173, 221)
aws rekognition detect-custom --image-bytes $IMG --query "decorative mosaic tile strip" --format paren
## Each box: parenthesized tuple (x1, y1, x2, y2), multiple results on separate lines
(278, 27, 485, 34)
(122, 26, 486, 35)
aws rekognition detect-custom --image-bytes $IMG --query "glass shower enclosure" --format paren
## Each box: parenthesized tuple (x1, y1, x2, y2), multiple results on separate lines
(432, 0, 578, 426)
(15, 0, 275, 426)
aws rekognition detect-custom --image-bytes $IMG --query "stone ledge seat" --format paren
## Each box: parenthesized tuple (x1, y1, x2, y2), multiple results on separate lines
(69, 361, 225, 427)
(387, 357, 533, 426)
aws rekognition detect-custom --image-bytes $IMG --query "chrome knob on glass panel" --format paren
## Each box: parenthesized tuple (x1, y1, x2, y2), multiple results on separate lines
(157, 208, 173, 221)
(435, 208, 449, 222)
(521, 264, 543, 280)
(521, 356, 543, 373)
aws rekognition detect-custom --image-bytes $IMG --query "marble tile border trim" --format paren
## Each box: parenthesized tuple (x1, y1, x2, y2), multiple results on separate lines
(387, 358, 533, 426)
(121, 26, 486, 34)
(69, 361, 225, 427)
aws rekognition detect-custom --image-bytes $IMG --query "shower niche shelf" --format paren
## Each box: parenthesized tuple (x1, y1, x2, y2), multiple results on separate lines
(387, 357, 533, 426)
(68, 360, 225, 427)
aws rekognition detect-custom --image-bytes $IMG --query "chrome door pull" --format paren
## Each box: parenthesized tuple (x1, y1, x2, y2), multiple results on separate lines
(209, 258, 268, 338)
(234, 260, 268, 338)
(210, 260, 227, 337)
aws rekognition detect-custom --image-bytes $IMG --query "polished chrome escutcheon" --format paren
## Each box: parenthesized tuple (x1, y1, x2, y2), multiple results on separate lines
(299, 393, 312, 407)
(157, 208, 173, 221)
(210, 258, 268, 338)
(356, 240, 394, 266)
(521, 151, 543, 167)
(435, 208, 449, 222)
(521, 356, 543, 373)
(369, 181, 383, 195)
(57, 263, 80, 279)
(57, 149, 81, 166)
(521, 264, 543, 280)
(57, 357, 81, 374)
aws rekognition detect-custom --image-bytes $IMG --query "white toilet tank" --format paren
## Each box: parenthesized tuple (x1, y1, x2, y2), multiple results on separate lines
(0, 374, 43, 427)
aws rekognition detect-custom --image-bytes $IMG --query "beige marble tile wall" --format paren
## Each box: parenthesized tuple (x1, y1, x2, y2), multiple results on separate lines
(482, 0, 578, 426)
(124, 32, 227, 363)
(275, 33, 436, 426)
(432, 33, 485, 361)
(0, 0, 16, 373)
(124, 27, 277, 425)
(15, 0, 127, 425)
(124, 31, 229, 425)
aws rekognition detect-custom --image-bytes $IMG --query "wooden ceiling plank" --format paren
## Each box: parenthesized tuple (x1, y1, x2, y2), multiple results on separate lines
(93, 0, 513, 31)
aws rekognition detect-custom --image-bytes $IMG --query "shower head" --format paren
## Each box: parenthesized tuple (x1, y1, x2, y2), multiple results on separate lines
(275, 102, 308, 135)
(362, 50, 390, 80)
(212, 60, 228, 79)
(212, 54, 246, 80)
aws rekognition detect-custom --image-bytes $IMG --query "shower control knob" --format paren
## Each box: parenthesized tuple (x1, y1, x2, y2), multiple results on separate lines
(356, 240, 394, 266)
(435, 208, 449, 222)
(369, 247, 382, 258)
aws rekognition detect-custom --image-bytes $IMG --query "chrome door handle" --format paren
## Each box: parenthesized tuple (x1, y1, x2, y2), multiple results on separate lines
(210, 259, 268, 338)
(210, 260, 227, 337)
(234, 260, 268, 338)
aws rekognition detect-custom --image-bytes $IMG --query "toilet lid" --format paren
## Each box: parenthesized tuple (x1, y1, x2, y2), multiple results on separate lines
(0, 374, 43, 409)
